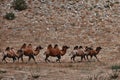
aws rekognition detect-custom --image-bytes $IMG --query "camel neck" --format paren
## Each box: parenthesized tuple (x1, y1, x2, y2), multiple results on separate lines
(34, 50, 40, 56)
(61, 49, 67, 56)
(96, 50, 100, 54)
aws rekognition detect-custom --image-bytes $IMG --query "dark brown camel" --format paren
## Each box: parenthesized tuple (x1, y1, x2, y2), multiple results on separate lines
(2, 47, 18, 63)
(44, 44, 69, 62)
(85, 47, 102, 61)
(70, 46, 86, 62)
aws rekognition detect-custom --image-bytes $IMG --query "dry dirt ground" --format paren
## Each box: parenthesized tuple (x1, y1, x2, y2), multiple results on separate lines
(0, 0, 120, 80)
(0, 50, 120, 80)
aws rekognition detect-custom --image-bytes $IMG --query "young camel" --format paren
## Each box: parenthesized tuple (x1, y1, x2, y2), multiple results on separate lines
(18, 43, 43, 63)
(70, 46, 86, 62)
(2, 47, 18, 63)
(85, 47, 102, 61)
(44, 44, 69, 62)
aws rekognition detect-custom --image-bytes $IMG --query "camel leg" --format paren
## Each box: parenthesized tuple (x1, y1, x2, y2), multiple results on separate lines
(80, 55, 86, 62)
(45, 55, 50, 62)
(71, 55, 76, 62)
(90, 55, 93, 60)
(73, 55, 76, 62)
(71, 56, 73, 61)
(13, 57, 16, 63)
(18, 55, 24, 62)
(31, 56, 37, 64)
(18, 57, 20, 62)
(2, 56, 7, 63)
(94, 55, 100, 61)
(56, 55, 61, 63)
(81, 56, 83, 61)
(83, 54, 86, 60)
(27, 56, 31, 63)
(86, 55, 90, 61)
(21, 56, 24, 62)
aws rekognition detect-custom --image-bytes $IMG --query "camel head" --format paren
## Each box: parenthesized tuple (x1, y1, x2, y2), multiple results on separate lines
(5, 47, 10, 51)
(61, 45, 69, 56)
(74, 46, 78, 50)
(62, 45, 70, 50)
(96, 47, 102, 51)
(36, 45, 43, 51)
(33, 46, 43, 56)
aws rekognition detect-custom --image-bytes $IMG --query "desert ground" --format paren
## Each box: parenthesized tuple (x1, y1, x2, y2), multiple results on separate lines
(0, 48, 120, 80)
(0, 0, 120, 80)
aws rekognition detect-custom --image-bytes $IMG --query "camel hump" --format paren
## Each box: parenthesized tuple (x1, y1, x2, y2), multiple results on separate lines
(25, 48, 33, 53)
(21, 43, 27, 49)
(47, 44, 53, 49)
(25, 44, 33, 51)
(10, 48, 16, 53)
(77, 49, 84, 55)
(54, 44, 59, 48)
(74, 46, 78, 50)
(27, 44, 32, 48)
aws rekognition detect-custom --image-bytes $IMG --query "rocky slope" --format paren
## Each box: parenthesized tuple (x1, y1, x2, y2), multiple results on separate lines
(0, 0, 120, 53)
(0, 0, 120, 80)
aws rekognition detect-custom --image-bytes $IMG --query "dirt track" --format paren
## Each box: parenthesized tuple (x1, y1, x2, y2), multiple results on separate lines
(0, 55, 119, 80)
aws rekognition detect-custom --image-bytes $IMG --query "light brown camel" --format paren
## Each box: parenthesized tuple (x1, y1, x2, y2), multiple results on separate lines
(2, 47, 18, 63)
(70, 46, 86, 62)
(17, 43, 43, 63)
(44, 44, 69, 62)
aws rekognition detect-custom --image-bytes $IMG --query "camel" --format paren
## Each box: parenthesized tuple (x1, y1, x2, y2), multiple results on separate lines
(16, 49, 24, 62)
(17, 43, 43, 63)
(16, 43, 27, 62)
(44, 44, 69, 62)
(85, 46, 102, 61)
(70, 46, 86, 62)
(2, 47, 18, 63)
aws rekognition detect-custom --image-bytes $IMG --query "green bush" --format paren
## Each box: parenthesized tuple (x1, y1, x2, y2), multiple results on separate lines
(109, 65, 120, 79)
(111, 65, 120, 71)
(4, 12, 15, 20)
(12, 0, 27, 11)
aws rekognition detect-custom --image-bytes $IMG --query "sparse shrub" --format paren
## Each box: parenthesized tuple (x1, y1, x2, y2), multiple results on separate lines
(32, 74, 40, 79)
(109, 65, 120, 79)
(32, 75, 40, 79)
(111, 65, 120, 71)
(0, 69, 7, 73)
(110, 72, 119, 79)
(114, 1, 119, 4)
(12, 0, 27, 11)
(4, 12, 15, 20)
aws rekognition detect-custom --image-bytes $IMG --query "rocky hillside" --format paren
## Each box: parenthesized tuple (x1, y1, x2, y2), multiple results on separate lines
(0, 0, 120, 53)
